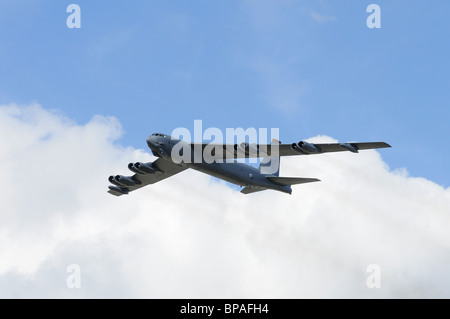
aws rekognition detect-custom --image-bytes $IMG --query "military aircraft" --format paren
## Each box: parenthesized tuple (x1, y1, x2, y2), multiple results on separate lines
(107, 133, 391, 196)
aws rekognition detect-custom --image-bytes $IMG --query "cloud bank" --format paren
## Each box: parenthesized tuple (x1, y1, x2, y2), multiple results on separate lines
(0, 103, 449, 298)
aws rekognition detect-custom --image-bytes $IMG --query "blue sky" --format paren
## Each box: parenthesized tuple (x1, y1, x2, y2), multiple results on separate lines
(1, 0, 449, 186)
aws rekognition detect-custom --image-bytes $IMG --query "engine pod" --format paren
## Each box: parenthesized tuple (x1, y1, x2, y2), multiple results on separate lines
(340, 143, 359, 153)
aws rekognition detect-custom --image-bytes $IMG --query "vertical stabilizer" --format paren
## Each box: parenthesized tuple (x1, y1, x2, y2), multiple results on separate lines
(259, 139, 281, 176)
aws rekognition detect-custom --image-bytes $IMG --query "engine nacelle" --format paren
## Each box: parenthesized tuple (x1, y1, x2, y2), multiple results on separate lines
(236, 142, 259, 155)
(136, 162, 157, 174)
(340, 143, 359, 153)
(245, 142, 259, 155)
(128, 163, 141, 174)
(291, 141, 321, 154)
(240, 142, 249, 150)
(128, 162, 157, 174)
(109, 175, 137, 187)
(250, 144, 259, 155)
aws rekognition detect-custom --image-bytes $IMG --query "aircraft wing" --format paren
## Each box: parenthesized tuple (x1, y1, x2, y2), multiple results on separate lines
(277, 141, 391, 156)
(193, 141, 391, 160)
(107, 158, 187, 196)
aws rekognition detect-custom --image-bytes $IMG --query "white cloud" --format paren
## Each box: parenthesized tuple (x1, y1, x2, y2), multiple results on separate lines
(0, 103, 449, 298)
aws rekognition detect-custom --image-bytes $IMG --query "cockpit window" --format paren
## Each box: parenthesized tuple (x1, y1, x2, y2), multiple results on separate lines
(152, 133, 166, 137)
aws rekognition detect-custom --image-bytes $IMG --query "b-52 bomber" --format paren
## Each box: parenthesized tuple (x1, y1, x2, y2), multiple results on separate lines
(108, 133, 391, 196)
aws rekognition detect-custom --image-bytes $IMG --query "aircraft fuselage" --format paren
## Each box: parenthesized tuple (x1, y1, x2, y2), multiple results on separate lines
(146, 133, 292, 194)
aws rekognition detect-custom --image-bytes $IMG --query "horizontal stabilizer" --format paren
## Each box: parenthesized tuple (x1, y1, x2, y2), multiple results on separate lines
(266, 176, 320, 186)
(240, 186, 268, 194)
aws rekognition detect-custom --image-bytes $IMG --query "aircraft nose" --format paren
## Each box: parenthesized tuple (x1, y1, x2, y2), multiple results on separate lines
(146, 135, 156, 147)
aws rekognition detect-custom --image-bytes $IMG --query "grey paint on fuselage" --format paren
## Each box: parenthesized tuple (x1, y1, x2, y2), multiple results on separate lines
(108, 132, 391, 196)
(146, 134, 292, 194)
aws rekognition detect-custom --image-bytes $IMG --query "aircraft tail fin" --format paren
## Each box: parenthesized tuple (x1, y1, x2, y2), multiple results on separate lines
(259, 139, 281, 176)
(266, 176, 321, 186)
